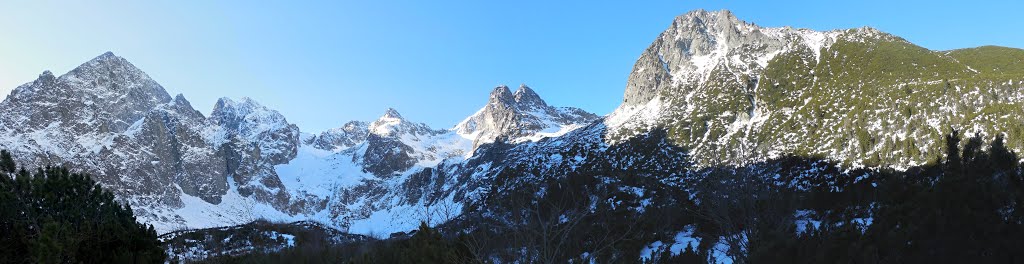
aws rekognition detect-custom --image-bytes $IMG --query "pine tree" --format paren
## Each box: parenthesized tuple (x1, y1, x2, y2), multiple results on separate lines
(0, 151, 165, 263)
(663, 242, 705, 263)
(0, 150, 15, 173)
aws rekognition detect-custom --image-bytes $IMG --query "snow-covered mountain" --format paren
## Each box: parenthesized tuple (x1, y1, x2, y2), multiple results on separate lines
(0, 53, 330, 228)
(0, 51, 598, 233)
(0, 52, 229, 210)
(304, 121, 368, 151)
(267, 84, 600, 233)
(455, 84, 598, 148)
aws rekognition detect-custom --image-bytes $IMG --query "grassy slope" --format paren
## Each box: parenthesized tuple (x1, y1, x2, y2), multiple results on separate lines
(664, 29, 1024, 167)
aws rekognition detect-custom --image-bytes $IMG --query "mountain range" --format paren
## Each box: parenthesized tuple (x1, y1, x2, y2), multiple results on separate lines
(0, 51, 598, 233)
(2, 8, 1023, 246)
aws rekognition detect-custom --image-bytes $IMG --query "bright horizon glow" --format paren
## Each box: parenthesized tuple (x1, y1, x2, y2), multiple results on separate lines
(1, 0, 1021, 132)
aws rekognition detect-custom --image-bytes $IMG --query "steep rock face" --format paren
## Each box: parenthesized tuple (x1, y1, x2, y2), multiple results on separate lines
(610, 9, 1024, 168)
(0, 52, 229, 207)
(622, 10, 788, 107)
(456, 84, 599, 147)
(126, 95, 229, 204)
(356, 133, 417, 177)
(0, 53, 324, 228)
(352, 108, 446, 177)
(206, 97, 306, 213)
(1, 52, 172, 134)
(305, 121, 369, 151)
(210, 97, 300, 165)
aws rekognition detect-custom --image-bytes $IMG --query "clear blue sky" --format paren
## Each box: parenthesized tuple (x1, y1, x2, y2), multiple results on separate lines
(1, 0, 1021, 132)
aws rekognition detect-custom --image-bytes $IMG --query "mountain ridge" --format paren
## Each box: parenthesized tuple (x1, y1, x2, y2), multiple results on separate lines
(0, 51, 599, 233)
(607, 9, 1024, 169)
(2, 9, 1023, 241)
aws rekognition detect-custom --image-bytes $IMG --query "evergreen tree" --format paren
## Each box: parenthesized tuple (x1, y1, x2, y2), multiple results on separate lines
(0, 150, 15, 173)
(658, 242, 705, 263)
(0, 151, 165, 263)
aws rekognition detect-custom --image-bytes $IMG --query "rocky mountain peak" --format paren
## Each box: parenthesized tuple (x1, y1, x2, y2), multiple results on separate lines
(512, 84, 545, 109)
(370, 108, 405, 135)
(0, 52, 174, 134)
(167, 93, 205, 120)
(210, 97, 284, 123)
(342, 120, 368, 131)
(357, 108, 449, 176)
(173, 94, 191, 107)
(488, 85, 515, 105)
(38, 70, 55, 81)
(213, 97, 259, 112)
(842, 26, 904, 43)
(203, 97, 300, 204)
(369, 108, 439, 138)
(65, 52, 159, 89)
(617, 9, 812, 109)
(306, 121, 369, 151)
(22, 71, 59, 92)
(456, 84, 598, 145)
(485, 84, 547, 111)
(210, 97, 295, 140)
(676, 9, 741, 29)
(381, 107, 403, 120)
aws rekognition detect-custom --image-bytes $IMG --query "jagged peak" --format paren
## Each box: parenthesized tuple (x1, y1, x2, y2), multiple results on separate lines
(213, 97, 237, 110)
(673, 9, 744, 30)
(679, 9, 734, 19)
(342, 120, 369, 130)
(211, 97, 288, 124)
(319, 120, 369, 135)
(36, 70, 56, 84)
(513, 84, 545, 106)
(71, 51, 139, 74)
(209, 96, 295, 144)
(368, 107, 440, 137)
(214, 96, 264, 110)
(381, 108, 403, 120)
(488, 85, 514, 105)
(173, 94, 192, 107)
(456, 83, 597, 145)
(6, 51, 172, 114)
(55, 51, 170, 103)
(217, 96, 238, 103)
(838, 26, 905, 44)
(856, 26, 882, 34)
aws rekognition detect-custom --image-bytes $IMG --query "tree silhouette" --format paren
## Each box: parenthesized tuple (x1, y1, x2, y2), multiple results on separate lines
(0, 152, 165, 263)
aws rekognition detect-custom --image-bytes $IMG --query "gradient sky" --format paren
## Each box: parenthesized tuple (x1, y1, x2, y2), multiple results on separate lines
(1, 0, 1021, 132)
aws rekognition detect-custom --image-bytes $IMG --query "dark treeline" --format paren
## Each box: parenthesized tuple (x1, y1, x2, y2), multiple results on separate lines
(0, 150, 165, 263)
(750, 133, 1024, 263)
(665, 132, 1024, 263)
(197, 221, 475, 264)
